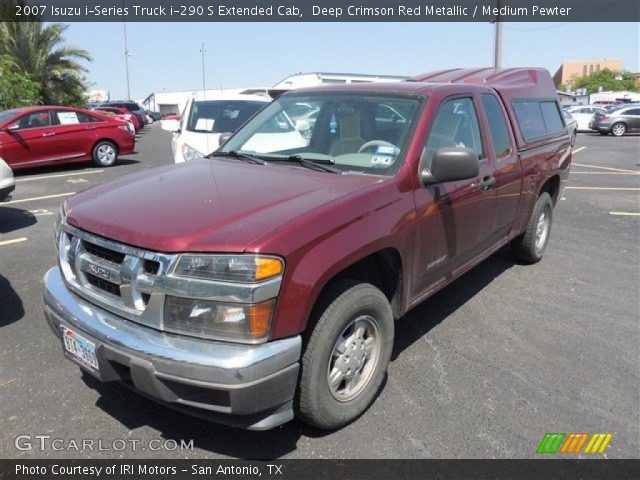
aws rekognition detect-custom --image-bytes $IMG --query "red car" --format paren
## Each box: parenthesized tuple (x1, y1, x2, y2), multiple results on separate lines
(0, 106, 135, 170)
(93, 106, 141, 132)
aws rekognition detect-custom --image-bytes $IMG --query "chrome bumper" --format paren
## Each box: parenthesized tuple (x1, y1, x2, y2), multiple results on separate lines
(43, 267, 301, 430)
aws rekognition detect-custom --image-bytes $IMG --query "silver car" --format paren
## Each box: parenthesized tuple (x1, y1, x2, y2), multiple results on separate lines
(562, 110, 578, 147)
(0, 157, 15, 201)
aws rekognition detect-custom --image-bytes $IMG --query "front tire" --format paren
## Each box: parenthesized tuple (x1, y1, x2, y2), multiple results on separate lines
(296, 279, 394, 430)
(511, 192, 553, 264)
(92, 141, 118, 167)
(611, 123, 626, 137)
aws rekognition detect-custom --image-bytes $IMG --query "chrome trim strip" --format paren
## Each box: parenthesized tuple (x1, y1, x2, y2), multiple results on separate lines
(43, 267, 301, 384)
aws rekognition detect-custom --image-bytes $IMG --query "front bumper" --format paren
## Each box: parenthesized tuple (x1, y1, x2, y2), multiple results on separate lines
(43, 267, 301, 430)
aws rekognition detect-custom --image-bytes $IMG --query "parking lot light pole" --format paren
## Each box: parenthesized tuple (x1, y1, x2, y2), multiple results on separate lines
(493, 0, 503, 68)
(200, 42, 208, 94)
(123, 22, 131, 100)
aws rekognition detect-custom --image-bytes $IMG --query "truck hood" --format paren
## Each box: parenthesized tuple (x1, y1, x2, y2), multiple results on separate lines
(66, 159, 382, 253)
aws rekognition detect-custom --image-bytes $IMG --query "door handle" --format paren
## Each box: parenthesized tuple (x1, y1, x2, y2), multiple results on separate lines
(478, 175, 496, 191)
(85, 126, 96, 130)
(42, 132, 55, 137)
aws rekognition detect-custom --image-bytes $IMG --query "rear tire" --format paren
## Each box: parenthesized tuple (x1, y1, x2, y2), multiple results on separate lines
(611, 123, 626, 137)
(511, 192, 553, 264)
(92, 141, 118, 167)
(296, 279, 394, 430)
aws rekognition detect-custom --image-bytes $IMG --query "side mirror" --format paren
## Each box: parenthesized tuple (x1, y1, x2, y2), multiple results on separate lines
(218, 132, 232, 146)
(419, 147, 479, 186)
(4, 123, 19, 132)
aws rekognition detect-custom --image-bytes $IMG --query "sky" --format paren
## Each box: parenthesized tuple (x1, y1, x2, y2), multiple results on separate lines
(62, 22, 640, 101)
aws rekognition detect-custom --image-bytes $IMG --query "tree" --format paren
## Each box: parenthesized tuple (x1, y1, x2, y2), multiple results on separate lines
(0, 55, 40, 109)
(571, 69, 638, 94)
(0, 9, 92, 106)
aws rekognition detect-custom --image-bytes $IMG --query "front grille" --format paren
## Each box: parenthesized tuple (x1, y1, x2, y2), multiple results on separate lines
(59, 225, 175, 330)
(86, 272, 121, 297)
(84, 241, 125, 265)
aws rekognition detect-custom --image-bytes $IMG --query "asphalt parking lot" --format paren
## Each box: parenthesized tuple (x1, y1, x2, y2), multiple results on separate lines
(1, 126, 638, 459)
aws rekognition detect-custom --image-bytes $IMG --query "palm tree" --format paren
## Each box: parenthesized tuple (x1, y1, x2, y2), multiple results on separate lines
(0, 18, 92, 105)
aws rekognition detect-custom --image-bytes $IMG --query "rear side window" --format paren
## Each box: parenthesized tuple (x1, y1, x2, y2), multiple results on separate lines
(513, 100, 563, 142)
(481, 94, 511, 159)
(624, 108, 640, 116)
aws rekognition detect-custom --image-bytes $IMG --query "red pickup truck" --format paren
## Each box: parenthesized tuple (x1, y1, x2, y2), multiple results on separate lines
(44, 68, 571, 430)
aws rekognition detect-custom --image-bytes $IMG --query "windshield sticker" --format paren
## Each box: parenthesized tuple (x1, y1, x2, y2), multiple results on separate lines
(195, 118, 215, 131)
(371, 156, 394, 166)
(376, 145, 396, 155)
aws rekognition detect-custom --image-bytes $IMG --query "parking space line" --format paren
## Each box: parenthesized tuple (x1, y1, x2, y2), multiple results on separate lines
(0, 237, 28, 247)
(15, 170, 103, 183)
(571, 171, 640, 175)
(610, 211, 640, 217)
(572, 147, 586, 154)
(572, 163, 639, 174)
(565, 187, 640, 191)
(4, 192, 75, 205)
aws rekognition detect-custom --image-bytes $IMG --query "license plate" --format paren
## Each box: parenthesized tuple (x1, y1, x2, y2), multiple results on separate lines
(61, 326, 99, 372)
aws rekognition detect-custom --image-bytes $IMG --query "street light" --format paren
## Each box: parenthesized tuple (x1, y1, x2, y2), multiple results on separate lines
(123, 22, 131, 100)
(200, 42, 208, 94)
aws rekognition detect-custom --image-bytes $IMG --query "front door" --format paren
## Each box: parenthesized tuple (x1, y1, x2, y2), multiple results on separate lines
(412, 95, 497, 295)
(1, 110, 53, 168)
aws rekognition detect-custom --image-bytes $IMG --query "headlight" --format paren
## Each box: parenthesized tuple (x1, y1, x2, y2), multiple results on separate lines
(173, 254, 284, 283)
(181, 143, 204, 161)
(164, 297, 274, 341)
(54, 201, 67, 247)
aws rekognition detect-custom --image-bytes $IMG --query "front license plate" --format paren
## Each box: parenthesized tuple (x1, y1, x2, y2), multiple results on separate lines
(61, 326, 99, 372)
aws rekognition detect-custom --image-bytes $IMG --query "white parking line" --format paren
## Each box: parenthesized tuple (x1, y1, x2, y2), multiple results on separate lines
(15, 170, 103, 183)
(572, 147, 586, 154)
(610, 211, 640, 217)
(0, 237, 28, 247)
(4, 192, 75, 205)
(572, 163, 639, 174)
(565, 187, 640, 191)
(571, 171, 640, 175)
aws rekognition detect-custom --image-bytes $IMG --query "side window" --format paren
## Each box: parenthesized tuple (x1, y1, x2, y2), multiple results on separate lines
(625, 108, 640, 116)
(51, 111, 80, 125)
(481, 94, 512, 159)
(76, 111, 99, 123)
(15, 111, 50, 129)
(424, 97, 483, 163)
(540, 102, 564, 134)
(512, 101, 546, 141)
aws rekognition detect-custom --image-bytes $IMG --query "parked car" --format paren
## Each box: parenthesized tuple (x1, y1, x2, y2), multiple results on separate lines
(147, 110, 162, 122)
(43, 68, 570, 431)
(98, 101, 147, 128)
(590, 106, 640, 136)
(562, 109, 578, 146)
(93, 106, 141, 132)
(566, 105, 606, 131)
(0, 106, 135, 170)
(0, 157, 15, 201)
(162, 94, 276, 163)
(162, 113, 181, 121)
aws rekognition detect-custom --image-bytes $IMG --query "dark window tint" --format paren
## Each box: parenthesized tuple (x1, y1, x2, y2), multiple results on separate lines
(15, 111, 50, 129)
(540, 102, 564, 134)
(77, 111, 99, 123)
(481, 94, 511, 158)
(187, 100, 265, 133)
(513, 100, 564, 141)
(512, 101, 546, 141)
(424, 97, 483, 162)
(625, 108, 640, 116)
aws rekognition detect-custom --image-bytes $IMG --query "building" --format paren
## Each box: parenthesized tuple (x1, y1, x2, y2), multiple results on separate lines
(141, 72, 407, 116)
(589, 90, 640, 104)
(553, 59, 622, 87)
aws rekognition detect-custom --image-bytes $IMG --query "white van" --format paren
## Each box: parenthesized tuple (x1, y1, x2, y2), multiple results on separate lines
(163, 94, 270, 163)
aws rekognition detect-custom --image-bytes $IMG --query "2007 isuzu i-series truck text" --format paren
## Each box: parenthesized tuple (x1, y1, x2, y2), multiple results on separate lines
(43, 68, 571, 430)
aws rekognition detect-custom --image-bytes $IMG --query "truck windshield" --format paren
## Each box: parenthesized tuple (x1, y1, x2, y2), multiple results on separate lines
(219, 93, 421, 176)
(186, 100, 266, 133)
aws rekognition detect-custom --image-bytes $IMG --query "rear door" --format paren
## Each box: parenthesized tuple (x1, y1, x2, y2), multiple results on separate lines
(479, 93, 521, 238)
(622, 108, 640, 131)
(1, 110, 53, 168)
(48, 110, 101, 161)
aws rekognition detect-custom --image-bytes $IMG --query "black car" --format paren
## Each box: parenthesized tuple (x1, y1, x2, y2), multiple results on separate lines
(590, 105, 640, 136)
(98, 101, 148, 128)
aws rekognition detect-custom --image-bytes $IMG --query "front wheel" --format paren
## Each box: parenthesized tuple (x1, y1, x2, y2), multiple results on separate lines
(511, 192, 553, 264)
(92, 141, 118, 167)
(611, 123, 627, 137)
(296, 279, 394, 430)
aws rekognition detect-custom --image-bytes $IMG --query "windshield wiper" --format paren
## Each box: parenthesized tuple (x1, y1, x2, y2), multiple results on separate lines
(265, 154, 342, 174)
(207, 151, 267, 165)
